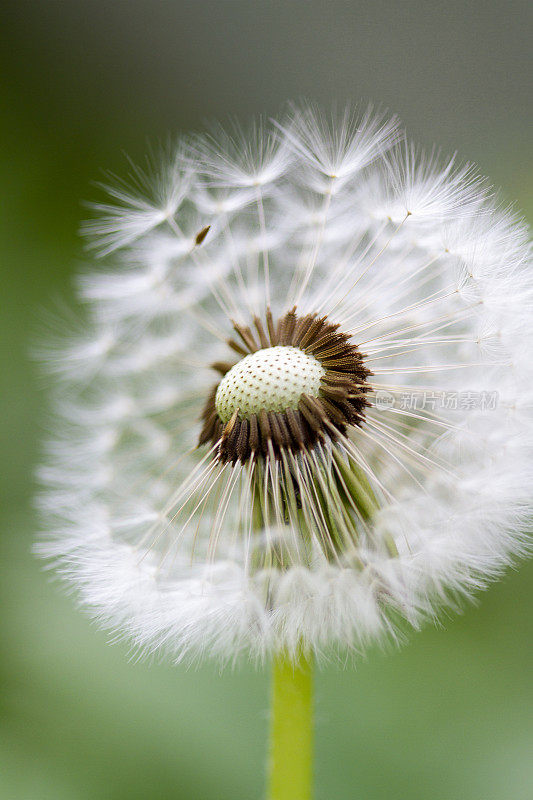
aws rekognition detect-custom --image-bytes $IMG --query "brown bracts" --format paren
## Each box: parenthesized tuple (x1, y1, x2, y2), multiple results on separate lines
(199, 308, 372, 463)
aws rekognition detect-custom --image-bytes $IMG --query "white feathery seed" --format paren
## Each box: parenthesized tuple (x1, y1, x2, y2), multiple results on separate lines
(37, 105, 533, 665)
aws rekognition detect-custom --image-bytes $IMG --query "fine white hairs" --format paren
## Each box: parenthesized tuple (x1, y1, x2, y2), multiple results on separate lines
(37, 104, 533, 664)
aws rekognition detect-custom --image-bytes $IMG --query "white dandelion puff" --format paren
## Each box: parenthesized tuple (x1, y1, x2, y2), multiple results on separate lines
(37, 106, 533, 665)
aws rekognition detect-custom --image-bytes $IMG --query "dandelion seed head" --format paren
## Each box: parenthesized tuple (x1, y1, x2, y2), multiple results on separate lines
(37, 104, 533, 665)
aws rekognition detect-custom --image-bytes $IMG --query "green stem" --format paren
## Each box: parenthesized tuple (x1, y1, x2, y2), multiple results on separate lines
(268, 648, 313, 800)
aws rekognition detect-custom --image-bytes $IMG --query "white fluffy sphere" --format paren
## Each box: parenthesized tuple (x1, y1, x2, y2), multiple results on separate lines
(37, 105, 533, 664)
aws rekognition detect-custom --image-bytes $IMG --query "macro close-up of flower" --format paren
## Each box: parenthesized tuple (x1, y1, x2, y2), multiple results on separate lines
(31, 100, 533, 798)
(2, 2, 533, 798)
(37, 107, 533, 678)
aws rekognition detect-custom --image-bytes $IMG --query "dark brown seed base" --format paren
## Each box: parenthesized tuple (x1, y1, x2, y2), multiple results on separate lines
(198, 307, 372, 464)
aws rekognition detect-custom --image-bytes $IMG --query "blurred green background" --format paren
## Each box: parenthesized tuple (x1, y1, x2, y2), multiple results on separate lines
(1, 2, 532, 798)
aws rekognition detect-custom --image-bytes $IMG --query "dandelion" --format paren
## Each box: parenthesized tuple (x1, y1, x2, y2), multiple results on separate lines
(37, 105, 533, 800)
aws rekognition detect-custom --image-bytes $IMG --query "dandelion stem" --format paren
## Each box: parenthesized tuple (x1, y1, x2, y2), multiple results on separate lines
(268, 647, 313, 800)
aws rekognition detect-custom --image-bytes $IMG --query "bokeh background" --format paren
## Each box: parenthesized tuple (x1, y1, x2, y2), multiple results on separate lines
(1, 2, 532, 798)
